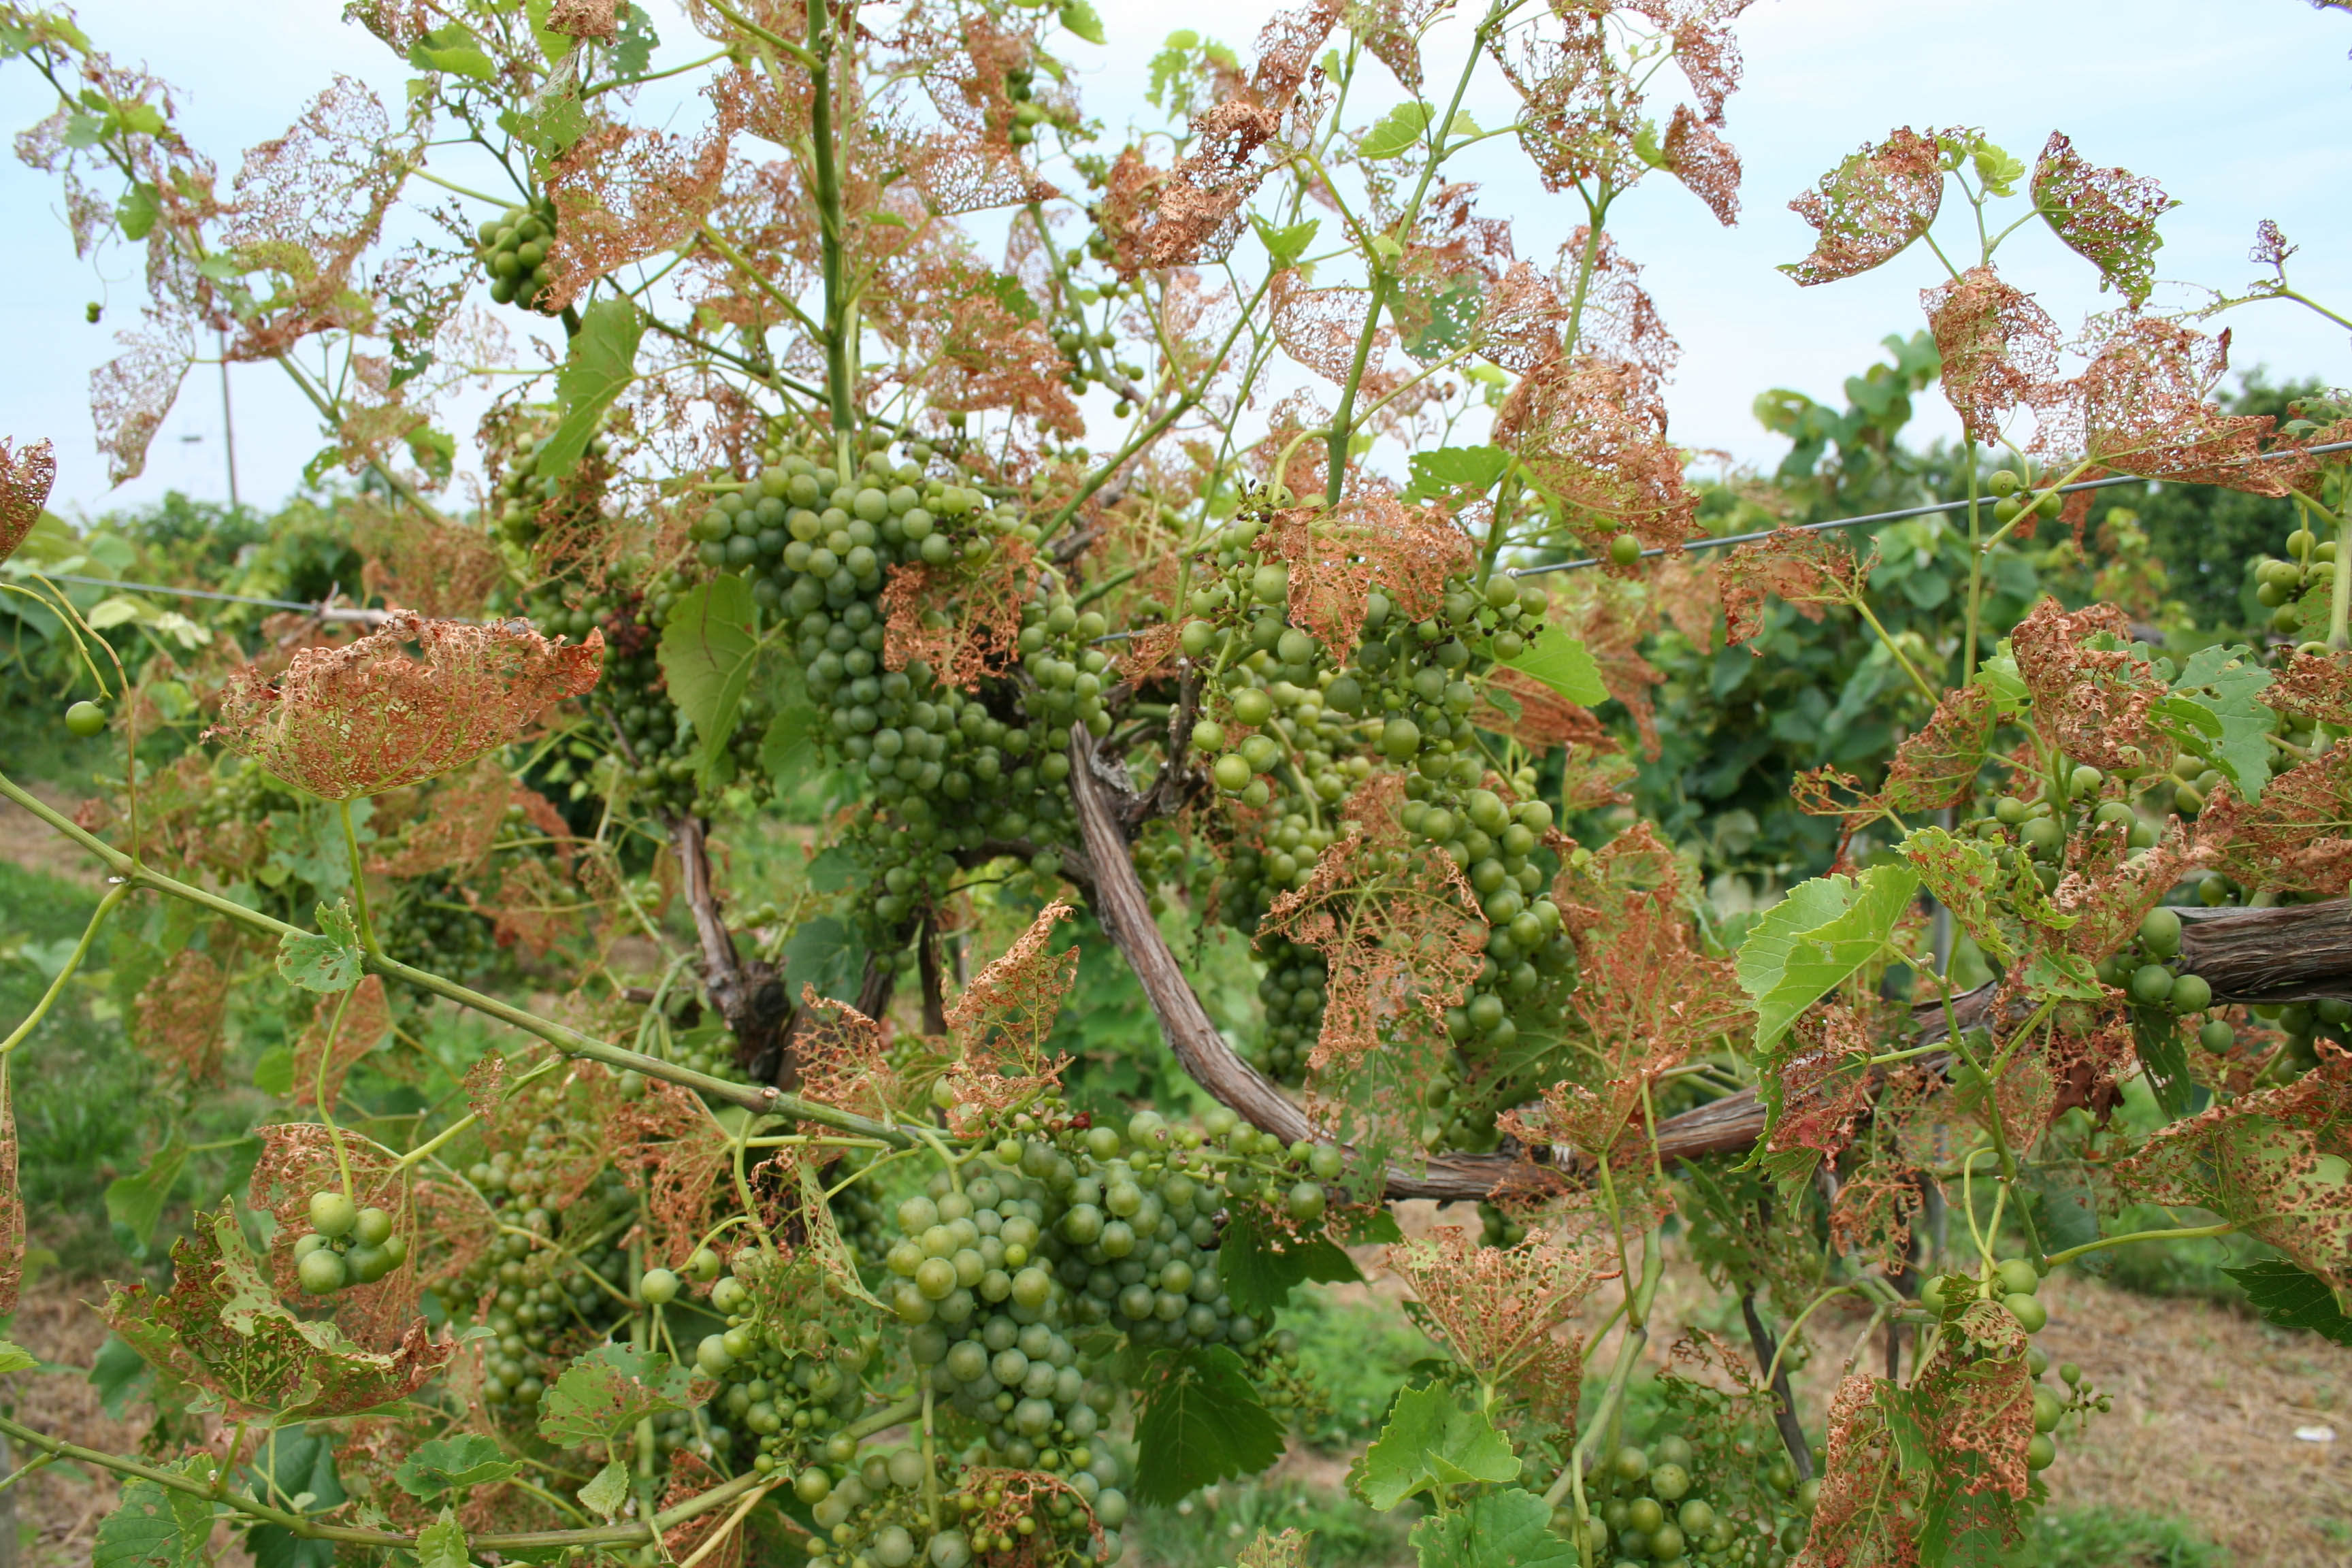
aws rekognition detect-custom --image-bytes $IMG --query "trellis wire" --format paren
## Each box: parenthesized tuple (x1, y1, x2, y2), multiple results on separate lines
(1507, 438, 2352, 579)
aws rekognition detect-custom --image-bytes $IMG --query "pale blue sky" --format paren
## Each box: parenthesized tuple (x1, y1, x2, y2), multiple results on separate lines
(1, 0, 2345, 518)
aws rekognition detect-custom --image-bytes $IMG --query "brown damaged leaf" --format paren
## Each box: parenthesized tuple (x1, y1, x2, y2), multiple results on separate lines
(881, 539, 1034, 691)
(103, 1205, 457, 1421)
(291, 975, 393, 1117)
(131, 946, 233, 1085)
(1387, 1225, 1616, 1427)
(1718, 526, 1877, 648)
(2030, 131, 2176, 307)
(941, 900, 1079, 1132)
(0, 438, 56, 565)
(1922, 265, 2061, 446)
(1782, 127, 1944, 287)
(207, 611, 603, 800)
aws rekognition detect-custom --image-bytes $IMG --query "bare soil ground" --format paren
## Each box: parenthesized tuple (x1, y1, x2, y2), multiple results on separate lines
(0, 782, 103, 890)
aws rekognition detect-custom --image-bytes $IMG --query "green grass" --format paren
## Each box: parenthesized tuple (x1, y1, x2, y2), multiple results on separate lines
(1284, 1285, 1441, 1453)
(0, 859, 151, 1272)
(1126, 1477, 1413, 1568)
(2019, 1505, 2225, 1568)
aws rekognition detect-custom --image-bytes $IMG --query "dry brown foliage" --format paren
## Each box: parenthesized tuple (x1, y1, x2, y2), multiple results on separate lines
(2006, 598, 2161, 772)
(1548, 571, 1667, 754)
(1915, 1301, 2035, 1501)
(1653, 103, 1739, 225)
(541, 89, 742, 312)
(465, 855, 581, 957)
(1236, 1528, 1312, 1568)
(2268, 647, 2352, 730)
(1765, 1003, 1875, 1167)
(1490, 21, 1639, 194)
(131, 945, 232, 1086)
(89, 316, 196, 486)
(2117, 1042, 2352, 1290)
(1256, 487, 1473, 653)
(2200, 743, 2352, 896)
(2044, 316, 2284, 495)
(1879, 683, 1998, 815)
(901, 265, 1083, 439)
(223, 77, 416, 361)
(794, 987, 901, 1122)
(1794, 1373, 1923, 1568)
(0, 436, 54, 565)
(610, 1077, 734, 1269)
(881, 538, 1034, 689)
(547, 0, 621, 39)
(248, 1123, 445, 1352)
(1923, 265, 2062, 445)
(941, 900, 1077, 1132)
(1783, 127, 1944, 287)
(1513, 824, 1748, 1169)
(1477, 664, 1616, 751)
(1387, 1224, 1616, 1427)
(1718, 526, 1876, 647)
(370, 757, 568, 881)
(2029, 131, 2176, 307)
(1264, 776, 1485, 1071)
(208, 612, 603, 800)
(1499, 357, 1695, 559)
(355, 504, 508, 619)
(962, 1469, 1105, 1568)
(291, 975, 393, 1117)
(1096, 2, 1341, 273)
(659, 1451, 745, 1568)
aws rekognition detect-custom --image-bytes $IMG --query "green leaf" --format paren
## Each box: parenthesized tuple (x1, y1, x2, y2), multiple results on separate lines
(612, 5, 659, 76)
(577, 1458, 631, 1520)
(1130, 1345, 1286, 1505)
(116, 182, 159, 241)
(657, 574, 764, 784)
(1360, 101, 1433, 159)
(408, 23, 499, 81)
(0, 1339, 36, 1375)
(2225, 1258, 2352, 1346)
(277, 901, 363, 993)
(1407, 1486, 1578, 1568)
(538, 1343, 696, 1448)
(2131, 1007, 2202, 1122)
(512, 91, 590, 156)
(1252, 214, 1320, 270)
(781, 914, 864, 1002)
(536, 298, 642, 480)
(1404, 444, 1510, 503)
(1737, 864, 1921, 1051)
(1499, 633, 1606, 707)
(1218, 1206, 1361, 1319)
(760, 700, 826, 791)
(1059, 0, 1106, 44)
(103, 1139, 189, 1255)
(416, 1512, 474, 1568)
(94, 1465, 218, 1568)
(1356, 1384, 1520, 1510)
(2151, 643, 2275, 802)
(396, 1435, 521, 1499)
(1444, 110, 1482, 142)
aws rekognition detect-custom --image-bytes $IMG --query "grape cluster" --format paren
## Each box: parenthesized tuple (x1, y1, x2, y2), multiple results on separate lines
(291, 1190, 408, 1295)
(382, 871, 503, 992)
(1247, 936, 1328, 1082)
(2093, 906, 2219, 1030)
(1574, 1431, 1810, 1568)
(474, 199, 560, 312)
(491, 424, 612, 549)
(446, 1129, 642, 1414)
(2253, 523, 2338, 645)
(690, 1260, 873, 1475)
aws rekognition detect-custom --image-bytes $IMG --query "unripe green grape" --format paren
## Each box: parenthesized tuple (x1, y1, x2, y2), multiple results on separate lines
(1607, 533, 1642, 568)
(309, 1190, 359, 1238)
(65, 700, 108, 738)
(297, 1247, 348, 1295)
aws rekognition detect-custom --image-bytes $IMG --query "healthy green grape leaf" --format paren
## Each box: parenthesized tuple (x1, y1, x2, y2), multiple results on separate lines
(1252, 214, 1320, 270)
(103, 1208, 457, 1422)
(577, 1458, 631, 1520)
(1499, 633, 1606, 706)
(93, 1464, 218, 1568)
(2027, 1166, 2111, 1278)
(1407, 1486, 1578, 1568)
(2151, 643, 2275, 802)
(1403, 444, 1511, 504)
(407, 23, 498, 82)
(2129, 1006, 2203, 1122)
(781, 913, 865, 1002)
(656, 574, 763, 784)
(1737, 863, 1921, 1051)
(2224, 1258, 2352, 1346)
(1059, 1, 1106, 44)
(116, 181, 159, 241)
(509, 91, 590, 156)
(1356, 1384, 1520, 1510)
(1218, 1207, 1361, 1319)
(759, 699, 826, 790)
(416, 1512, 474, 1568)
(538, 1343, 697, 1448)
(0, 1339, 34, 1375)
(103, 1139, 189, 1256)
(1131, 1345, 1286, 1505)
(396, 1435, 521, 1499)
(242, 1424, 344, 1568)
(612, 4, 659, 76)
(536, 297, 642, 480)
(276, 901, 363, 994)
(1359, 101, 1432, 159)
